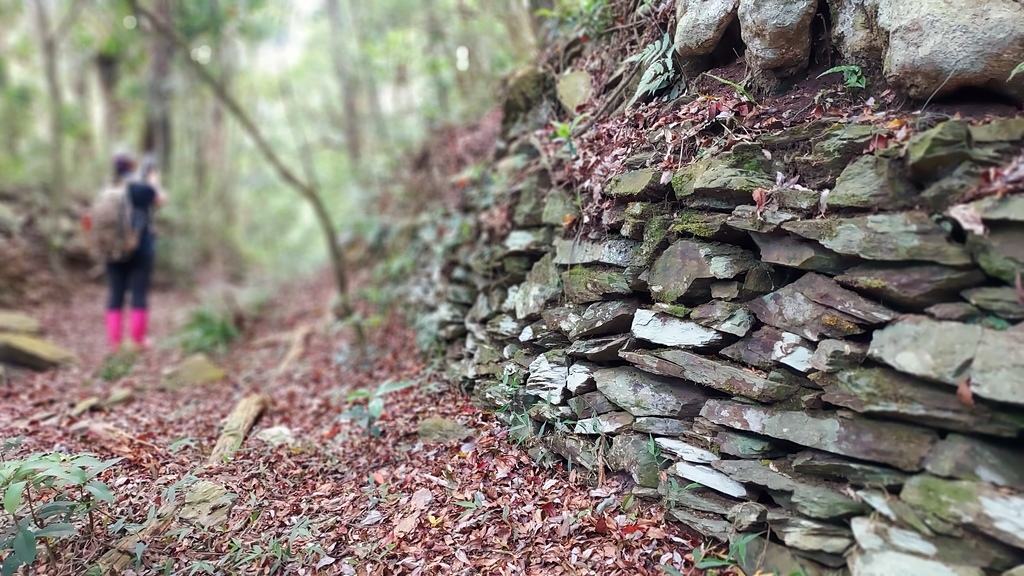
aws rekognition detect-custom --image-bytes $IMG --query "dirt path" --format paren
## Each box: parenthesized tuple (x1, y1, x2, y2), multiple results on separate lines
(2, 275, 707, 576)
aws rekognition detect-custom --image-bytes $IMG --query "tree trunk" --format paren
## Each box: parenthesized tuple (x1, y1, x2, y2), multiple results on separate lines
(32, 1, 65, 201)
(143, 0, 174, 174)
(132, 0, 356, 320)
(324, 0, 363, 162)
(422, 0, 451, 120)
(95, 53, 123, 156)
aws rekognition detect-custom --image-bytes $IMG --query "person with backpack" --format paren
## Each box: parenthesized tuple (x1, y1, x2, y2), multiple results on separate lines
(88, 153, 167, 351)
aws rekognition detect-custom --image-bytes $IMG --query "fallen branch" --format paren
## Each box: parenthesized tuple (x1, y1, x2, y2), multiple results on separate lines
(276, 324, 312, 374)
(207, 394, 272, 465)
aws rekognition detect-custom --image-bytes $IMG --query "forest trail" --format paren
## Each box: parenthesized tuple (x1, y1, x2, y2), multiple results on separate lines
(2, 274, 706, 575)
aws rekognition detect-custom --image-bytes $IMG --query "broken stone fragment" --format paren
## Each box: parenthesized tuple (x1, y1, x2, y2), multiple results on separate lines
(720, 326, 815, 373)
(568, 300, 638, 340)
(814, 367, 1024, 437)
(901, 475, 1024, 549)
(514, 254, 562, 320)
(700, 399, 938, 471)
(967, 225, 1024, 285)
(747, 282, 868, 342)
(849, 549, 984, 576)
(523, 353, 568, 404)
(630, 309, 727, 349)
(607, 433, 662, 488)
(714, 429, 785, 460)
(565, 362, 597, 394)
(709, 281, 741, 300)
(962, 286, 1024, 320)
(647, 239, 757, 303)
(593, 366, 710, 418)
(574, 411, 634, 435)
(670, 461, 748, 498)
(792, 451, 907, 488)
(552, 237, 644, 267)
(547, 432, 601, 471)
(851, 516, 1024, 572)
(0, 333, 77, 371)
(808, 339, 867, 373)
(566, 334, 629, 362)
(792, 272, 896, 325)
(726, 206, 802, 234)
(782, 212, 973, 267)
(925, 302, 984, 323)
(906, 121, 973, 182)
(728, 502, 767, 532)
(561, 266, 632, 303)
(667, 508, 731, 542)
(711, 460, 867, 519)
(769, 513, 854, 555)
(654, 438, 718, 464)
(567, 390, 618, 419)
(836, 264, 987, 310)
(0, 311, 39, 334)
(749, 232, 858, 275)
(923, 434, 1024, 488)
(688, 300, 754, 337)
(604, 169, 664, 200)
(829, 155, 918, 210)
(620, 348, 800, 403)
(632, 417, 688, 435)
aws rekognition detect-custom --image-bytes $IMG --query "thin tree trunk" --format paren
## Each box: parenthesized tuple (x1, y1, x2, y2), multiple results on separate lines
(131, 0, 356, 321)
(96, 53, 123, 155)
(325, 0, 363, 162)
(143, 0, 174, 173)
(422, 0, 451, 120)
(32, 1, 66, 201)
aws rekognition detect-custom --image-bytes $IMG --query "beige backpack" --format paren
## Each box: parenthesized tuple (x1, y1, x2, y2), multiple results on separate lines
(88, 183, 139, 262)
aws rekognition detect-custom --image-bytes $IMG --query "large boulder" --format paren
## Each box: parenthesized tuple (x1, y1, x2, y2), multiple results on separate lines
(738, 0, 817, 75)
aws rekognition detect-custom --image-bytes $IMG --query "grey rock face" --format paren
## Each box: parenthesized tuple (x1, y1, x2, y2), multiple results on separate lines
(849, 549, 984, 576)
(837, 264, 987, 309)
(962, 286, 1024, 320)
(924, 434, 1024, 488)
(809, 339, 867, 373)
(632, 417, 689, 435)
(655, 438, 718, 464)
(552, 237, 644, 267)
(620, 348, 800, 403)
(901, 475, 1024, 549)
(594, 366, 710, 418)
(574, 411, 634, 435)
(738, 0, 817, 75)
(828, 154, 917, 210)
(750, 232, 858, 275)
(605, 169, 664, 199)
(700, 400, 938, 471)
(607, 434, 662, 488)
(514, 254, 561, 320)
(569, 300, 638, 340)
(792, 451, 907, 488)
(630, 309, 727, 349)
(783, 212, 973, 266)
(566, 334, 629, 362)
(851, 516, 1023, 572)
(711, 460, 867, 519)
(648, 239, 757, 303)
(670, 461, 749, 498)
(721, 327, 816, 373)
(814, 367, 1024, 437)
(567, 391, 619, 419)
(689, 301, 755, 337)
(523, 353, 568, 404)
(561, 266, 633, 303)
(674, 0, 739, 58)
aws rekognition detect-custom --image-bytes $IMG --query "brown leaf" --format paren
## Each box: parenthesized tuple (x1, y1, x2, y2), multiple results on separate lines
(956, 377, 975, 407)
(594, 515, 610, 534)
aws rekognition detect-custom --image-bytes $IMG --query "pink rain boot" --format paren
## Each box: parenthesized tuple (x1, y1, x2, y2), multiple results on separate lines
(129, 308, 151, 350)
(106, 310, 124, 350)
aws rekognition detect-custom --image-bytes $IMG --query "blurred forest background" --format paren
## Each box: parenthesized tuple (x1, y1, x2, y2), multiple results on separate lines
(0, 0, 553, 287)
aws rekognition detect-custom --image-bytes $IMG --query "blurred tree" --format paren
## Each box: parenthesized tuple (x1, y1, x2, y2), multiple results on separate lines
(325, 0, 362, 162)
(142, 0, 173, 173)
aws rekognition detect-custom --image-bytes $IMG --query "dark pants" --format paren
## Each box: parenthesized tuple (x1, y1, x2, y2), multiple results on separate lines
(106, 246, 154, 310)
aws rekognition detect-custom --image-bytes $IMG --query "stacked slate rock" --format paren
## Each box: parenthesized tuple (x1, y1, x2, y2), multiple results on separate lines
(429, 112, 1024, 576)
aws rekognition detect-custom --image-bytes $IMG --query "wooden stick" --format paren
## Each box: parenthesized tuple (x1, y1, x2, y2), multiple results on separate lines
(206, 394, 272, 465)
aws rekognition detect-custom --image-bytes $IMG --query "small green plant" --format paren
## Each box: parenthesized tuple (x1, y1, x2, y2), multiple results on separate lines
(338, 378, 416, 437)
(705, 73, 755, 103)
(550, 113, 588, 155)
(178, 307, 239, 355)
(691, 531, 763, 570)
(624, 33, 678, 108)
(818, 65, 867, 89)
(1010, 62, 1024, 82)
(98, 349, 138, 382)
(1, 441, 122, 576)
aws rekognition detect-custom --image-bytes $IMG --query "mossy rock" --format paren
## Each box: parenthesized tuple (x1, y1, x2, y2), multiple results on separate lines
(0, 333, 77, 371)
(907, 121, 973, 183)
(0, 311, 39, 334)
(555, 70, 593, 114)
(163, 353, 226, 389)
(561, 266, 633, 303)
(541, 189, 576, 226)
(501, 68, 554, 136)
(0, 203, 21, 236)
(828, 154, 917, 210)
(605, 169, 664, 200)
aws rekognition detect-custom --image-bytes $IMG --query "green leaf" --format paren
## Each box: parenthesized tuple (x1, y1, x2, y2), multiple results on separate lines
(454, 500, 477, 508)
(34, 522, 77, 539)
(85, 481, 116, 503)
(1009, 62, 1024, 82)
(346, 389, 372, 401)
(12, 527, 36, 567)
(375, 379, 416, 396)
(660, 565, 684, 576)
(367, 397, 385, 420)
(3, 481, 26, 514)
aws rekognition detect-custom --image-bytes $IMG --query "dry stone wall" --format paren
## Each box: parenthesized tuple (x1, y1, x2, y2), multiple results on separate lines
(416, 111, 1024, 575)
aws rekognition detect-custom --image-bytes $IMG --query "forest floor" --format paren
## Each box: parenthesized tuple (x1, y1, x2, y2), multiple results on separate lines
(2, 273, 717, 576)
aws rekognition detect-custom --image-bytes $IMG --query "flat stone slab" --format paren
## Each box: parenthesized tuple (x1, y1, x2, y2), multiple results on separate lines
(566, 334, 629, 362)
(0, 333, 76, 371)
(792, 451, 908, 488)
(711, 460, 867, 519)
(700, 400, 938, 471)
(851, 516, 1023, 572)
(632, 417, 688, 435)
(574, 411, 634, 435)
(655, 438, 718, 464)
(962, 286, 1024, 320)
(667, 508, 730, 542)
(688, 301, 754, 337)
(620, 348, 800, 403)
(836, 264, 987, 310)
(567, 390, 618, 419)
(594, 366, 710, 418)
(514, 254, 561, 320)
(552, 237, 644, 267)
(721, 326, 815, 372)
(523, 353, 568, 404)
(0, 311, 39, 334)
(782, 212, 973, 266)
(561, 266, 633, 303)
(901, 475, 1024, 549)
(750, 232, 857, 275)
(648, 239, 757, 303)
(849, 549, 984, 576)
(630, 309, 727, 349)
(809, 339, 867, 373)
(923, 434, 1024, 488)
(670, 461, 749, 498)
(605, 169, 663, 199)
(568, 300, 638, 340)
(814, 367, 1024, 437)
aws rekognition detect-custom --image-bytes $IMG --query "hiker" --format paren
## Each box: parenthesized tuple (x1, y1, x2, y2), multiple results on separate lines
(101, 153, 166, 350)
